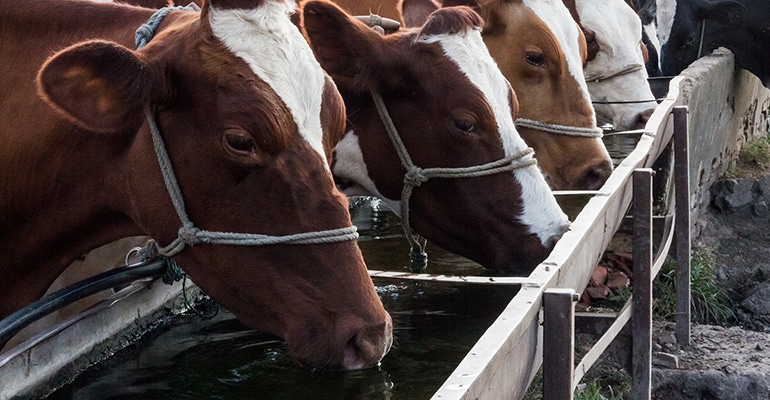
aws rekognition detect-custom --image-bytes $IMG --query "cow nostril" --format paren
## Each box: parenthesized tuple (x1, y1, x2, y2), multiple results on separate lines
(582, 164, 611, 190)
(632, 108, 655, 130)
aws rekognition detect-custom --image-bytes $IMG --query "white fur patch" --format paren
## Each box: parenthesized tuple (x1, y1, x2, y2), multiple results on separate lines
(657, 0, 677, 47)
(577, 0, 657, 130)
(420, 29, 569, 245)
(333, 131, 401, 213)
(209, 1, 329, 166)
(523, 0, 595, 121)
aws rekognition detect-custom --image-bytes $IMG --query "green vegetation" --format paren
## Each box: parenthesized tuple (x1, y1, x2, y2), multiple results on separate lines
(575, 381, 625, 400)
(653, 247, 735, 325)
(724, 134, 770, 179)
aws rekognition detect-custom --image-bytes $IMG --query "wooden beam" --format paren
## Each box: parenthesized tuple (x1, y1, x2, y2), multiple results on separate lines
(543, 289, 577, 400)
(632, 169, 653, 400)
(674, 106, 692, 347)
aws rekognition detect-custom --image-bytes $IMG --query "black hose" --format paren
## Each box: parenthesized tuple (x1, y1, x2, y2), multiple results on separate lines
(0, 259, 167, 346)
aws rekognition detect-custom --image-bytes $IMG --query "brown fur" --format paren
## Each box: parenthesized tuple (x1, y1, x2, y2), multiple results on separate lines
(304, 1, 564, 274)
(0, 0, 390, 370)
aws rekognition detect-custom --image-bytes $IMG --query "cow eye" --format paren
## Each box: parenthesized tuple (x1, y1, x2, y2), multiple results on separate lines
(525, 51, 546, 67)
(682, 35, 696, 49)
(453, 118, 478, 134)
(225, 133, 256, 152)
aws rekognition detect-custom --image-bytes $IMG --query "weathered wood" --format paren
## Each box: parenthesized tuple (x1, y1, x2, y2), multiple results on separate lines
(632, 169, 653, 400)
(543, 289, 577, 400)
(574, 302, 631, 384)
(674, 106, 692, 347)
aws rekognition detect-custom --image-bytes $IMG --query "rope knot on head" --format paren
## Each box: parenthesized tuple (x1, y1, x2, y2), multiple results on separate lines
(404, 167, 427, 187)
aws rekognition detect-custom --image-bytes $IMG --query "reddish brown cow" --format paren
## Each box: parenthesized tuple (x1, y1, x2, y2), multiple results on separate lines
(303, 1, 570, 274)
(0, 0, 391, 370)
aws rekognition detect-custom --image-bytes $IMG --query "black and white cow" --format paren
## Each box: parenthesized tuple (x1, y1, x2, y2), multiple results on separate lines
(656, 0, 770, 88)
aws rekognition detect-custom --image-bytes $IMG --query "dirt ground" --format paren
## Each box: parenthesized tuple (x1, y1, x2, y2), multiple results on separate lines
(651, 153, 770, 398)
(648, 196, 770, 398)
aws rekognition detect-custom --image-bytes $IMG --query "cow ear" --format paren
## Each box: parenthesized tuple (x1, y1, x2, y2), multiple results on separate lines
(696, 0, 745, 26)
(37, 40, 150, 133)
(401, 0, 439, 28)
(302, 0, 384, 82)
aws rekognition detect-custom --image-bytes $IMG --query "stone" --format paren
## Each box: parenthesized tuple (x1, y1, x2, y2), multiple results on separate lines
(752, 199, 769, 218)
(658, 332, 677, 345)
(712, 178, 755, 213)
(653, 352, 680, 369)
(741, 281, 770, 318)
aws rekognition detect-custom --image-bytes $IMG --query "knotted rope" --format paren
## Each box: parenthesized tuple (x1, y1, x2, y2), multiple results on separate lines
(371, 90, 537, 272)
(131, 6, 359, 284)
(515, 118, 604, 137)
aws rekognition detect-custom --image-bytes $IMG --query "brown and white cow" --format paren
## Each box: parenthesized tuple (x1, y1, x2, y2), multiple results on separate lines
(0, 0, 391, 370)
(303, 1, 570, 275)
(345, 0, 614, 190)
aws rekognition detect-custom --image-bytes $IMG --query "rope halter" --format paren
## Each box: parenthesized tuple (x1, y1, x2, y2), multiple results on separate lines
(583, 63, 659, 105)
(371, 90, 537, 272)
(133, 6, 359, 274)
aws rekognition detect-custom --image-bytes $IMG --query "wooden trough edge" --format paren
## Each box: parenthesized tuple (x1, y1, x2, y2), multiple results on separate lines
(431, 75, 685, 400)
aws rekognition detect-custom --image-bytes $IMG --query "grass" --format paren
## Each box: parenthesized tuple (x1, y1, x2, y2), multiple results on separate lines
(724, 135, 770, 179)
(653, 247, 735, 325)
(524, 245, 734, 400)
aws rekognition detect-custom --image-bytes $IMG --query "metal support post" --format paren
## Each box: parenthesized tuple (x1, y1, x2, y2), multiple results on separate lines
(674, 106, 692, 347)
(543, 288, 577, 400)
(632, 168, 653, 400)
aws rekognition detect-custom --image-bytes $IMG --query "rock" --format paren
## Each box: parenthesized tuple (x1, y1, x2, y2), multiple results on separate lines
(590, 265, 608, 286)
(585, 285, 611, 300)
(752, 199, 769, 218)
(606, 271, 630, 289)
(653, 352, 680, 369)
(658, 332, 676, 346)
(653, 369, 770, 399)
(741, 281, 770, 321)
(711, 178, 755, 213)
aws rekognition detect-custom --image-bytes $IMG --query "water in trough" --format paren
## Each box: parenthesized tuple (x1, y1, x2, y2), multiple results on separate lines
(47, 199, 517, 400)
(43, 133, 641, 400)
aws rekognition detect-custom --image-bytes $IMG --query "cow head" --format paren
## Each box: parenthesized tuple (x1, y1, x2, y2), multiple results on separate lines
(574, 0, 657, 131)
(657, 0, 744, 76)
(303, 0, 570, 275)
(402, 0, 613, 190)
(35, 0, 391, 370)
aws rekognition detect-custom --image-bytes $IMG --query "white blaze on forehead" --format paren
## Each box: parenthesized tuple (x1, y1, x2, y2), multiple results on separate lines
(523, 0, 595, 120)
(657, 0, 677, 46)
(209, 1, 329, 166)
(420, 29, 569, 244)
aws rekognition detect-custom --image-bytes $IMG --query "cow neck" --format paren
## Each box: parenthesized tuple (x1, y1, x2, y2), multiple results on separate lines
(134, 6, 359, 266)
(370, 90, 537, 272)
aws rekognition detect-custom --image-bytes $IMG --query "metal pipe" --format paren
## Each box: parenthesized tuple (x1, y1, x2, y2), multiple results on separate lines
(0, 260, 167, 345)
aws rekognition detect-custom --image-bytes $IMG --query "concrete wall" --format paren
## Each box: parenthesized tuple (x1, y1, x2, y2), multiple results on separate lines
(676, 48, 770, 237)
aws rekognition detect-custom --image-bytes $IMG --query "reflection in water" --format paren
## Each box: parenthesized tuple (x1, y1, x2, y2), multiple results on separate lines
(350, 197, 491, 277)
(48, 281, 519, 400)
(602, 130, 643, 166)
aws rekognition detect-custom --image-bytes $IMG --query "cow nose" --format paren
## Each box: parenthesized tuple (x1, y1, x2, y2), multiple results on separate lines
(343, 314, 393, 370)
(580, 160, 613, 190)
(545, 224, 570, 252)
(631, 108, 655, 130)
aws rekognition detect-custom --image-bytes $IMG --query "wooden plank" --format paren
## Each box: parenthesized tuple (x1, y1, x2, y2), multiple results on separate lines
(674, 106, 692, 347)
(543, 289, 577, 400)
(632, 169, 653, 400)
(574, 302, 632, 384)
